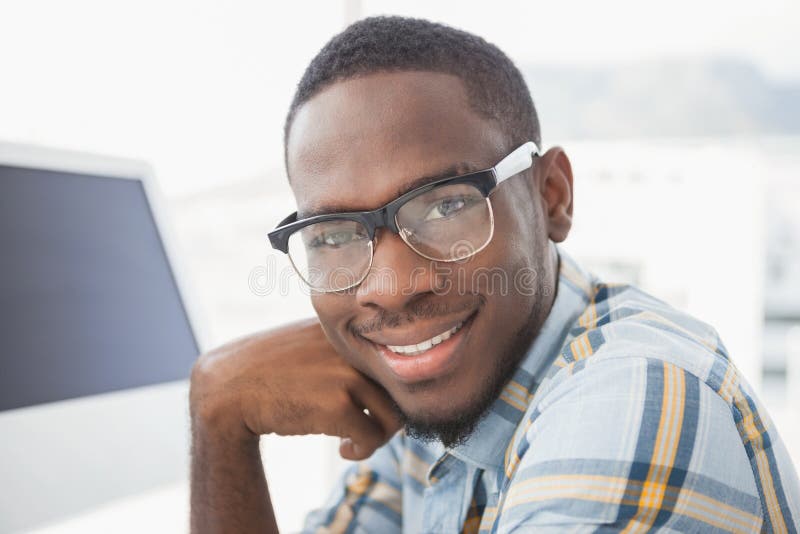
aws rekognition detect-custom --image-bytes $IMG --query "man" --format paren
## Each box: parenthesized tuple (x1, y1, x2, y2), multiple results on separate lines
(189, 16, 800, 533)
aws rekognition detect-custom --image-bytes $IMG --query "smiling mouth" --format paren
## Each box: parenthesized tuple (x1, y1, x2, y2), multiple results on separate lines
(385, 321, 465, 356)
(362, 310, 479, 384)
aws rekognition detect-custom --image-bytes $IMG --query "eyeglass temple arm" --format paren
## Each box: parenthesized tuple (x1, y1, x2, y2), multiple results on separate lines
(493, 141, 540, 184)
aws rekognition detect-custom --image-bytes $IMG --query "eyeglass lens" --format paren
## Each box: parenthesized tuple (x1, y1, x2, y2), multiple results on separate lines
(287, 183, 492, 291)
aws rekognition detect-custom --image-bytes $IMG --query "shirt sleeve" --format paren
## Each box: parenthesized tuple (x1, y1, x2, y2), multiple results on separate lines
(495, 355, 766, 533)
(301, 432, 404, 534)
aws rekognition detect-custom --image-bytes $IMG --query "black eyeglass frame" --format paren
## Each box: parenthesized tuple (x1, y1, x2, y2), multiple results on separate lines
(269, 171, 498, 253)
(267, 141, 541, 254)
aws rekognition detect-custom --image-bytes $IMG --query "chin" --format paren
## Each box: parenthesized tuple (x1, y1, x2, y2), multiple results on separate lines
(388, 373, 496, 448)
(390, 368, 476, 415)
(399, 397, 490, 449)
(398, 393, 470, 424)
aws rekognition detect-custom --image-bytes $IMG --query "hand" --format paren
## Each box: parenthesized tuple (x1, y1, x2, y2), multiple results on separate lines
(189, 318, 402, 460)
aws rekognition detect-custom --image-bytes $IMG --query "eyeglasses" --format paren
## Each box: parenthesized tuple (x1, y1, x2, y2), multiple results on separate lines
(268, 141, 541, 292)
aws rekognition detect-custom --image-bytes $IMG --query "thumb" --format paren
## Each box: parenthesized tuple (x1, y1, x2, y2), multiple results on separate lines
(339, 436, 373, 460)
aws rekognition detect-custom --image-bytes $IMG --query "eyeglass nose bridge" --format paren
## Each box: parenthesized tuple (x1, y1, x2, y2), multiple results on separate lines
(359, 205, 402, 240)
(360, 205, 433, 263)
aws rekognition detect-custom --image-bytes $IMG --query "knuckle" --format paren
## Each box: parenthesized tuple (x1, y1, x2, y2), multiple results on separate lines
(331, 391, 354, 414)
(189, 354, 216, 399)
(338, 370, 360, 391)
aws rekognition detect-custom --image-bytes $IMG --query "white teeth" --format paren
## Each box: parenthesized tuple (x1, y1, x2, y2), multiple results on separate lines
(387, 321, 464, 356)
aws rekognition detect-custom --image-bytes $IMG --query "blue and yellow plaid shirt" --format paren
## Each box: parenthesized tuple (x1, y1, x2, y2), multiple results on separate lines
(303, 247, 800, 533)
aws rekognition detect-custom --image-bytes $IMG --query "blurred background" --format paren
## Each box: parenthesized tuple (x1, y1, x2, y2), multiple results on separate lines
(1, 0, 798, 532)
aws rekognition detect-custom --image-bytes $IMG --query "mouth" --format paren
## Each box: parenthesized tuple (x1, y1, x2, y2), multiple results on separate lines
(385, 320, 465, 355)
(365, 311, 478, 384)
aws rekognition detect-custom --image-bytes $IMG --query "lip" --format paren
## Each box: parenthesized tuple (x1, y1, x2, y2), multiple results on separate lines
(360, 314, 471, 347)
(367, 311, 477, 384)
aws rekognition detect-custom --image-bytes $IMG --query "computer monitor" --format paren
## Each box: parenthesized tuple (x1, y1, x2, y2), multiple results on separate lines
(0, 142, 206, 531)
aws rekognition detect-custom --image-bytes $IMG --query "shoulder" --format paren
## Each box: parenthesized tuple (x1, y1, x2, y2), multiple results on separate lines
(513, 280, 758, 485)
(496, 353, 765, 531)
(564, 282, 728, 373)
(519, 281, 741, 447)
(495, 282, 775, 530)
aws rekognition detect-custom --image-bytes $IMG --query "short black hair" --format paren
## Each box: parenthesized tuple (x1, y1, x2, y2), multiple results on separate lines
(284, 16, 541, 171)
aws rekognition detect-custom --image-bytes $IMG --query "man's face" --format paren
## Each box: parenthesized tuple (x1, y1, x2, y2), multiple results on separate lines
(286, 71, 559, 446)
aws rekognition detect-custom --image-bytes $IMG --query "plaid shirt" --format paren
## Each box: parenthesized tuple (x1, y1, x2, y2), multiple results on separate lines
(303, 246, 800, 533)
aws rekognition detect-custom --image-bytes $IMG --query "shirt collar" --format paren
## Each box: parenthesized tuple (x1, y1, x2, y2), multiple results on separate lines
(442, 243, 593, 470)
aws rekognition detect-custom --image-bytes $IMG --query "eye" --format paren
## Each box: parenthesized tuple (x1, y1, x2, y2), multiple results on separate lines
(308, 228, 368, 249)
(423, 196, 469, 221)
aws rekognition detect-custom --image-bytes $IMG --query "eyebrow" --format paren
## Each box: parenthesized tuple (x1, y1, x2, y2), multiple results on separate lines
(299, 161, 482, 219)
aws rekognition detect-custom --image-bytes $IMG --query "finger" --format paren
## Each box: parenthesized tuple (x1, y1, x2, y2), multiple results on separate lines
(348, 378, 403, 442)
(339, 437, 366, 461)
(330, 404, 386, 460)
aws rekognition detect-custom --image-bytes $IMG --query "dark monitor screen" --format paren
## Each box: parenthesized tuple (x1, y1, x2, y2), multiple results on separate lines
(0, 164, 199, 411)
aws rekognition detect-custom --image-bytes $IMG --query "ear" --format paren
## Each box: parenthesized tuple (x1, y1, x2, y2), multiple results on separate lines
(537, 146, 574, 242)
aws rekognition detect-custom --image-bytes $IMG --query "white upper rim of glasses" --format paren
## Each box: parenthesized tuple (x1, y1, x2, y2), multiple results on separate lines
(494, 141, 540, 184)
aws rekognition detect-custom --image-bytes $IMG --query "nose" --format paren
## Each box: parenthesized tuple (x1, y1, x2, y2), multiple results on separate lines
(355, 228, 442, 312)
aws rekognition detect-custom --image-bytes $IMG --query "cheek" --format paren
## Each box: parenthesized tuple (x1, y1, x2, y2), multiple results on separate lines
(311, 293, 378, 374)
(483, 198, 536, 264)
(492, 188, 547, 258)
(457, 193, 547, 303)
(311, 294, 352, 346)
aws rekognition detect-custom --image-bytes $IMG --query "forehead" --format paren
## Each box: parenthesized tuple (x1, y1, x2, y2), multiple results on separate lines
(286, 71, 507, 217)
